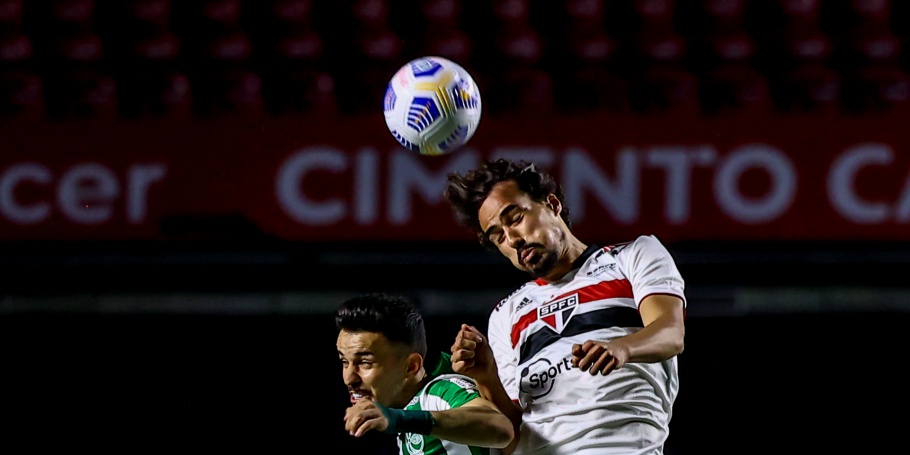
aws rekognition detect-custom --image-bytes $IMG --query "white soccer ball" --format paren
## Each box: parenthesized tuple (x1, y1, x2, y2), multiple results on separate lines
(383, 56, 482, 156)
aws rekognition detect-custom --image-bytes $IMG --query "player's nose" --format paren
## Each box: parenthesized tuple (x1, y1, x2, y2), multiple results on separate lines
(342, 364, 360, 385)
(505, 228, 524, 250)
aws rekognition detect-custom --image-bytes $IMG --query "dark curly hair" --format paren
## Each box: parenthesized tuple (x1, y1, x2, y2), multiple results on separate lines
(335, 292, 427, 357)
(444, 158, 571, 249)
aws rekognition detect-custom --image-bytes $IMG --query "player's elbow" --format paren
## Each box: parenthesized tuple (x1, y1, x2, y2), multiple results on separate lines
(669, 325, 685, 357)
(673, 338, 685, 357)
(490, 417, 516, 448)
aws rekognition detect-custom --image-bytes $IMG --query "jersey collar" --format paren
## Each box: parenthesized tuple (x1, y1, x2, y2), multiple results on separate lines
(429, 351, 454, 377)
(534, 243, 599, 285)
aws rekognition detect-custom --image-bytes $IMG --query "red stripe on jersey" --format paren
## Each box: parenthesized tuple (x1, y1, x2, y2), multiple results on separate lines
(510, 279, 634, 347)
(511, 309, 538, 348)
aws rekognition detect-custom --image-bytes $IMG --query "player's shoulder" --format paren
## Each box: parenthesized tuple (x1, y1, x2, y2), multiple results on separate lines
(605, 234, 666, 256)
(426, 374, 480, 397)
(490, 280, 538, 316)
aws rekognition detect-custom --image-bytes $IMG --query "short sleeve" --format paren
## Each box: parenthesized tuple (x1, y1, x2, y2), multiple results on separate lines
(619, 235, 687, 310)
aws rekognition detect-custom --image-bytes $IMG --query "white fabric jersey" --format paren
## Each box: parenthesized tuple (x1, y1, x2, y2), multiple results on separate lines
(487, 235, 686, 455)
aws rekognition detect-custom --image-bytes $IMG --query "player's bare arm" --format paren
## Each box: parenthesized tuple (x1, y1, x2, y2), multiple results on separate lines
(343, 393, 514, 448)
(572, 294, 685, 375)
(424, 396, 514, 448)
(451, 324, 524, 454)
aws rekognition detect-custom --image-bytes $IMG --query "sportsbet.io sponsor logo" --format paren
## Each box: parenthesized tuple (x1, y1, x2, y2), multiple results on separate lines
(519, 356, 574, 400)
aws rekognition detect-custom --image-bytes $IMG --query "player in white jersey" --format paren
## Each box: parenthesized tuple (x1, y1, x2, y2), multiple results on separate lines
(336, 292, 514, 455)
(444, 159, 686, 454)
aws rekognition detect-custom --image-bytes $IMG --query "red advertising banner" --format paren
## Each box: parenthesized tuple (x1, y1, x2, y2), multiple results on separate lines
(1, 113, 908, 245)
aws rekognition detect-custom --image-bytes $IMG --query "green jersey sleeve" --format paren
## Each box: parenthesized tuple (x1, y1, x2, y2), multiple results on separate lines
(405, 373, 482, 413)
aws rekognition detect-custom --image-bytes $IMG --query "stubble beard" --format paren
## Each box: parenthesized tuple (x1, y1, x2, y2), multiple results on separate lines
(526, 229, 567, 279)
(527, 250, 559, 279)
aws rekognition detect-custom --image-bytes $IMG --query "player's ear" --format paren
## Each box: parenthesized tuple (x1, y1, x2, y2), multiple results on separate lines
(546, 194, 561, 215)
(406, 352, 423, 376)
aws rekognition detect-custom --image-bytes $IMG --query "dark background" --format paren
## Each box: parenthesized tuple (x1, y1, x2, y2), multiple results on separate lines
(3, 240, 908, 453)
(3, 1, 910, 453)
(4, 300, 906, 453)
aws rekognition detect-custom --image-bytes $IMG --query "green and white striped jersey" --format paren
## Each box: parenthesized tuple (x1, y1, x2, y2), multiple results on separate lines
(395, 355, 492, 455)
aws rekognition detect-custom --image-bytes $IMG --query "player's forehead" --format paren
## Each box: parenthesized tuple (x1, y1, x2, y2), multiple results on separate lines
(479, 180, 529, 230)
(336, 330, 393, 357)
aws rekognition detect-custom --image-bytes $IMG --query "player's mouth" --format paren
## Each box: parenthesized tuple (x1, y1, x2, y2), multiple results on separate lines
(520, 246, 538, 265)
(349, 390, 369, 403)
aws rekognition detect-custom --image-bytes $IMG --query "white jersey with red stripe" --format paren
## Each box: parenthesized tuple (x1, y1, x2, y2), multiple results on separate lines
(487, 234, 686, 455)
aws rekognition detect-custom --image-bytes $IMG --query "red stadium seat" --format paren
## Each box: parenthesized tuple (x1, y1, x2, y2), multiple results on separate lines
(271, 29, 323, 61)
(47, 68, 119, 120)
(414, 28, 475, 65)
(756, 25, 833, 74)
(696, 31, 772, 115)
(486, 67, 556, 116)
(625, 27, 699, 115)
(50, 30, 104, 64)
(633, 0, 677, 29)
(491, 0, 531, 26)
(699, 0, 747, 28)
(187, 29, 265, 117)
(675, 0, 746, 37)
(190, 66, 264, 117)
(264, 68, 337, 115)
(130, 29, 181, 62)
(118, 30, 193, 119)
(0, 31, 32, 63)
(418, 0, 462, 31)
(0, 0, 23, 25)
(557, 66, 630, 114)
(842, 24, 902, 66)
(564, 0, 607, 31)
(335, 25, 403, 113)
(0, 32, 43, 118)
(351, 0, 390, 30)
(259, 29, 334, 115)
(201, 0, 241, 27)
(707, 30, 756, 63)
(554, 25, 628, 113)
(843, 0, 891, 25)
(628, 64, 701, 115)
(121, 70, 193, 119)
(771, 62, 842, 114)
(774, 0, 821, 25)
(124, 0, 172, 29)
(198, 29, 252, 62)
(49, 0, 95, 26)
(267, 0, 314, 25)
(493, 24, 544, 67)
(689, 29, 755, 73)
(216, 69, 264, 116)
(0, 70, 45, 119)
(565, 28, 618, 63)
(634, 27, 687, 65)
(847, 64, 910, 113)
(756, 22, 842, 114)
(701, 64, 773, 116)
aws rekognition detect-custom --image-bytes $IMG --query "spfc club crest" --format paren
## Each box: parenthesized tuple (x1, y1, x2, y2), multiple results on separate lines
(538, 294, 579, 332)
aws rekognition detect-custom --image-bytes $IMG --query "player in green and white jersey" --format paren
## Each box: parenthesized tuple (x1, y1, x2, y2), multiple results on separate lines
(336, 292, 514, 455)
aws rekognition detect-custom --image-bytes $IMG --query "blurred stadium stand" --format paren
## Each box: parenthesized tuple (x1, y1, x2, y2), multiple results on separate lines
(2, 1, 909, 453)
(3, 0, 910, 118)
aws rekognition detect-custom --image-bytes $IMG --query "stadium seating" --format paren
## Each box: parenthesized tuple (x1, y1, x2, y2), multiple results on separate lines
(0, 0, 908, 118)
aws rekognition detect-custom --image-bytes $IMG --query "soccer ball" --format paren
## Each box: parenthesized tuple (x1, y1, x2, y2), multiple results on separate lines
(383, 56, 482, 156)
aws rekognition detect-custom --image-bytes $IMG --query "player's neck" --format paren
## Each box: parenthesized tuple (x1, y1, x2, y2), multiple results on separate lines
(400, 369, 430, 406)
(540, 238, 589, 282)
